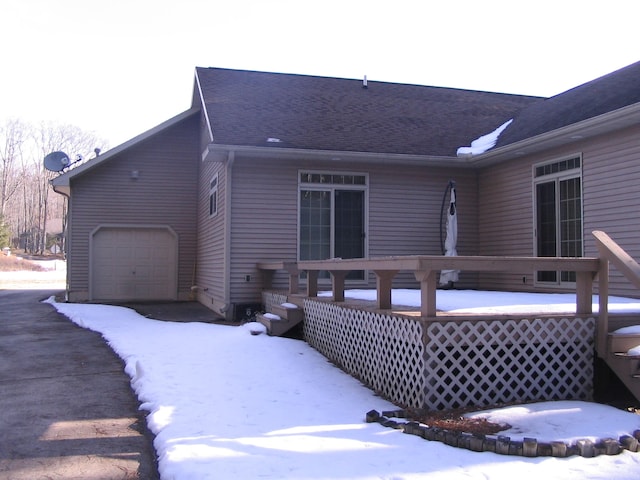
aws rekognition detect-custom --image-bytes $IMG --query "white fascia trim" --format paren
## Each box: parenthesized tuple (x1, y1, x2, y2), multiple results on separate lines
(469, 102, 640, 167)
(52, 108, 199, 187)
(202, 144, 465, 167)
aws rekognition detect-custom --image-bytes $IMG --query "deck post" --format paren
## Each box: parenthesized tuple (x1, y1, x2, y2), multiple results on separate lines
(329, 271, 349, 302)
(414, 269, 437, 317)
(374, 270, 398, 310)
(283, 262, 300, 294)
(575, 271, 594, 315)
(260, 269, 274, 290)
(306, 270, 319, 297)
(597, 258, 609, 358)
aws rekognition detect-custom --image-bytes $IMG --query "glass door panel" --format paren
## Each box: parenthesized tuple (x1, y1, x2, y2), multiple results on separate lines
(334, 190, 364, 279)
(299, 189, 365, 281)
(535, 176, 582, 284)
(300, 190, 331, 262)
(536, 181, 557, 282)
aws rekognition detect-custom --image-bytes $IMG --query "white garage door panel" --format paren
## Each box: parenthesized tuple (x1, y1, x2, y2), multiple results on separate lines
(92, 227, 177, 301)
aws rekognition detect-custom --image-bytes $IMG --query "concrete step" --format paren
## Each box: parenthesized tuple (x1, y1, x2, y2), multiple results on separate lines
(608, 331, 640, 354)
(271, 303, 304, 323)
(256, 313, 286, 336)
(612, 352, 640, 376)
(606, 352, 640, 404)
(256, 303, 305, 337)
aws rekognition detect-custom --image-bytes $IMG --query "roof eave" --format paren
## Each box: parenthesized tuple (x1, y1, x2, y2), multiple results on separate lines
(468, 102, 640, 167)
(52, 108, 200, 188)
(202, 144, 469, 167)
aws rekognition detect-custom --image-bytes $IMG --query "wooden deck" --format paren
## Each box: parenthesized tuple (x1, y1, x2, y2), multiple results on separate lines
(258, 231, 640, 407)
(260, 255, 601, 316)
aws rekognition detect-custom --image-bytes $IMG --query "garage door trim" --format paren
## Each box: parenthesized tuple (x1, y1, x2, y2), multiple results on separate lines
(89, 224, 178, 301)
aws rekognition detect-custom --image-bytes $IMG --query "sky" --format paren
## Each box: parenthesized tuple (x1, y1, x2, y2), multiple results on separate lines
(2, 0, 639, 150)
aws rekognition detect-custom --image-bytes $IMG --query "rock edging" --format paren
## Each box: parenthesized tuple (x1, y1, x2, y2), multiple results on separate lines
(366, 409, 640, 458)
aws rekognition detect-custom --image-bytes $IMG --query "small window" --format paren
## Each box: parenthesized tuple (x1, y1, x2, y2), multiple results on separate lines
(209, 174, 218, 217)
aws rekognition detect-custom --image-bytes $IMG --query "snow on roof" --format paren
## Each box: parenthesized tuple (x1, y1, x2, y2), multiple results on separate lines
(456, 119, 513, 157)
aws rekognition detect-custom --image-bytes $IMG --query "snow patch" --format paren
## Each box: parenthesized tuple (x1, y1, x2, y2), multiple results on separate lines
(243, 321, 267, 335)
(457, 119, 513, 156)
(614, 325, 640, 335)
(628, 345, 640, 356)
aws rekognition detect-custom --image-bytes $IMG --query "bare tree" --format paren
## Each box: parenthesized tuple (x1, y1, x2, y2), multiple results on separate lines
(0, 118, 107, 254)
(31, 121, 107, 254)
(0, 119, 29, 218)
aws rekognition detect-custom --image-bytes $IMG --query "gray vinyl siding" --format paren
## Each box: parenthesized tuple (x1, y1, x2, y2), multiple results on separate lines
(223, 157, 478, 305)
(195, 159, 227, 308)
(477, 155, 535, 291)
(478, 124, 640, 298)
(66, 115, 199, 301)
(199, 110, 212, 152)
(582, 125, 640, 298)
(367, 164, 478, 288)
(228, 157, 299, 304)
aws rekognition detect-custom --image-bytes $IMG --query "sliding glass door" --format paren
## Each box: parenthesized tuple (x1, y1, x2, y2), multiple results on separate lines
(534, 157, 582, 284)
(299, 172, 367, 280)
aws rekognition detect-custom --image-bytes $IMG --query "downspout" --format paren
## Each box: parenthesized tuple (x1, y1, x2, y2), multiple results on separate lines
(51, 183, 70, 301)
(223, 150, 235, 319)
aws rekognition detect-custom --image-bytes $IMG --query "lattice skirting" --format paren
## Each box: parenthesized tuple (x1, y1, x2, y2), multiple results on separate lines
(300, 295, 595, 410)
(425, 317, 595, 410)
(303, 298, 426, 408)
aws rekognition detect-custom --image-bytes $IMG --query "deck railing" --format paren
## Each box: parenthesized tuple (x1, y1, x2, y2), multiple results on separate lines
(592, 230, 640, 356)
(260, 255, 601, 317)
(258, 231, 640, 408)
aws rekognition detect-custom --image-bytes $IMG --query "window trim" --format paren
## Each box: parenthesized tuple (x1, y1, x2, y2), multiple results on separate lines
(532, 154, 584, 288)
(209, 174, 219, 217)
(297, 170, 369, 284)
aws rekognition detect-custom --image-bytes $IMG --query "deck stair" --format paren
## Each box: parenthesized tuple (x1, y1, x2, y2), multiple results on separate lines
(256, 302, 304, 336)
(606, 330, 640, 401)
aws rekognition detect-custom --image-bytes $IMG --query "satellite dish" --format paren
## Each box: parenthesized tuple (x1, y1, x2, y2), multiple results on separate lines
(44, 151, 71, 172)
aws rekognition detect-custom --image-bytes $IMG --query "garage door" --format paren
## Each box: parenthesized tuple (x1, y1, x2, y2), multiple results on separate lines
(91, 227, 177, 301)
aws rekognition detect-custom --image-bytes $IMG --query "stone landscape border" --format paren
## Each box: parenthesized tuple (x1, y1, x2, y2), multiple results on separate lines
(366, 409, 640, 458)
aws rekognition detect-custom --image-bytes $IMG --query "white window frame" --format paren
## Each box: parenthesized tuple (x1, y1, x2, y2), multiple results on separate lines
(532, 154, 583, 288)
(297, 170, 369, 283)
(209, 174, 219, 217)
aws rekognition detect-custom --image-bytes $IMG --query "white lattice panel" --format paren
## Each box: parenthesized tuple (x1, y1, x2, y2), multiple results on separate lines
(304, 299, 426, 408)
(268, 292, 595, 411)
(425, 317, 595, 410)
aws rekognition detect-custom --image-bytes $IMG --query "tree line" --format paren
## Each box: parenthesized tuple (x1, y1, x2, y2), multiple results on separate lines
(0, 118, 107, 255)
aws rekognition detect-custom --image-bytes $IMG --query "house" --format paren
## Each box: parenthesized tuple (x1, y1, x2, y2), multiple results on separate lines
(52, 61, 640, 321)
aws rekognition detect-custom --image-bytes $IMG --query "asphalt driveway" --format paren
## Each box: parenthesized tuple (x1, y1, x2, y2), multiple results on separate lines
(0, 288, 158, 479)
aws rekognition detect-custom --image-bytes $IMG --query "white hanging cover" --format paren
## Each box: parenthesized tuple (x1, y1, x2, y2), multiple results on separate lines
(439, 188, 459, 285)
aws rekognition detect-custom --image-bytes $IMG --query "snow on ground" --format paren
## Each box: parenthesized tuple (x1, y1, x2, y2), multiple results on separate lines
(0, 258, 66, 289)
(42, 290, 640, 480)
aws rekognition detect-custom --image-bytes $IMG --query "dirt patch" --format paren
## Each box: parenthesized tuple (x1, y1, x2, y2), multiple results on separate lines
(399, 405, 512, 436)
(0, 254, 46, 272)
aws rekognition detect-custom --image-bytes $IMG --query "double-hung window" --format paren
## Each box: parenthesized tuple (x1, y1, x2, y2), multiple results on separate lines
(533, 156, 583, 285)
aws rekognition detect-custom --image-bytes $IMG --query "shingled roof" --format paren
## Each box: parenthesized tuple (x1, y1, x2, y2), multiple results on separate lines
(195, 67, 541, 157)
(496, 60, 640, 148)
